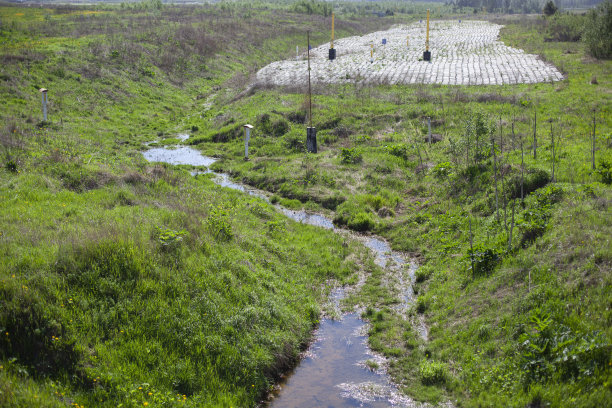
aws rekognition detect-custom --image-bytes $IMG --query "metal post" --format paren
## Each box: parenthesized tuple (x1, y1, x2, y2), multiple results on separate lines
(296, 45, 299, 60)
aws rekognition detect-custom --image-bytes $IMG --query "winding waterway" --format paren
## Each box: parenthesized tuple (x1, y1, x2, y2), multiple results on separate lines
(143, 140, 429, 408)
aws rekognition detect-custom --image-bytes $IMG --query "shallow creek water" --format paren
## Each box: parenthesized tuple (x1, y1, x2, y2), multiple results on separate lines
(143, 143, 429, 407)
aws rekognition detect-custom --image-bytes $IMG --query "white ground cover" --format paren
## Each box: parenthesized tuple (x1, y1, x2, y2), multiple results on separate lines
(256, 20, 564, 86)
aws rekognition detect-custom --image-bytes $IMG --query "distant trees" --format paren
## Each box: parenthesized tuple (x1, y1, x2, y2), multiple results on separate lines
(291, 0, 332, 17)
(583, 0, 612, 59)
(543, 0, 558, 15)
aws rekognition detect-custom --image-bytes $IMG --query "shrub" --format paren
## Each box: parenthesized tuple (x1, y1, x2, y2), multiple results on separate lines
(467, 244, 501, 277)
(155, 226, 186, 256)
(271, 119, 289, 137)
(347, 212, 375, 231)
(206, 206, 233, 241)
(283, 129, 305, 152)
(519, 309, 611, 385)
(595, 158, 612, 184)
(583, 0, 612, 59)
(5, 160, 17, 173)
(546, 13, 585, 42)
(386, 143, 409, 160)
(0, 285, 81, 377)
(419, 360, 447, 385)
(432, 161, 453, 180)
(508, 168, 550, 199)
(416, 296, 429, 313)
(340, 148, 362, 164)
(415, 267, 433, 283)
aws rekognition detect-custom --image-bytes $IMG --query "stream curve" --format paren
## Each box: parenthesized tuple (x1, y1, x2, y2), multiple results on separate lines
(143, 142, 430, 408)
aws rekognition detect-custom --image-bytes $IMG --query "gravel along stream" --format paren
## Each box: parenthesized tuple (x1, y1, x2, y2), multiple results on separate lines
(143, 142, 441, 407)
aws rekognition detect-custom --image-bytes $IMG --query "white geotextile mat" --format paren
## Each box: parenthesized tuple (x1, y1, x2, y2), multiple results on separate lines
(256, 20, 564, 86)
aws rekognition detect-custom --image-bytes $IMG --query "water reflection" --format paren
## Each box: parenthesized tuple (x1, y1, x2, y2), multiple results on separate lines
(142, 143, 426, 407)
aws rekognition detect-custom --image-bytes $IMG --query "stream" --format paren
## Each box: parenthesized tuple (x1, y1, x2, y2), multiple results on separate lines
(143, 140, 429, 408)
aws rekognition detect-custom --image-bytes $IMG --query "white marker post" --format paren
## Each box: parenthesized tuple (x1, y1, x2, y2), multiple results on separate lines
(244, 124, 253, 160)
(296, 45, 299, 60)
(40, 88, 48, 121)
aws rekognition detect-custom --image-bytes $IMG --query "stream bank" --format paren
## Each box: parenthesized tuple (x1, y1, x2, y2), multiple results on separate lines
(143, 141, 434, 407)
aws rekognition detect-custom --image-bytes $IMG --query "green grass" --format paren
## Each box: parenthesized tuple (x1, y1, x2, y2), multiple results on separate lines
(178, 11, 611, 408)
(0, 3, 392, 407)
(1, 2, 611, 408)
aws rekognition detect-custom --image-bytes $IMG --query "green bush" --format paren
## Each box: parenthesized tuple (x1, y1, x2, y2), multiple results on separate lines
(206, 206, 233, 241)
(519, 309, 611, 385)
(347, 212, 375, 232)
(415, 267, 433, 283)
(508, 168, 550, 199)
(466, 244, 501, 277)
(583, 0, 612, 59)
(0, 285, 81, 377)
(386, 144, 409, 160)
(595, 158, 612, 184)
(432, 161, 453, 180)
(340, 148, 362, 164)
(546, 13, 585, 42)
(283, 129, 305, 152)
(419, 360, 447, 385)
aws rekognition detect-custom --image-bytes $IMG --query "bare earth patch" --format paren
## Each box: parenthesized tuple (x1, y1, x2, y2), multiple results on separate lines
(256, 20, 564, 86)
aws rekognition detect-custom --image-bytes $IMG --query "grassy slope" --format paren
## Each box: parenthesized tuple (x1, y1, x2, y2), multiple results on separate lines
(0, 3, 397, 407)
(1, 3, 610, 407)
(183, 12, 612, 408)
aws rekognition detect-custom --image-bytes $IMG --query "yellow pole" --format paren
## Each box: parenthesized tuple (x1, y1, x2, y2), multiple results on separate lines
(407, 35, 409, 47)
(426, 9, 430, 51)
(331, 13, 335, 49)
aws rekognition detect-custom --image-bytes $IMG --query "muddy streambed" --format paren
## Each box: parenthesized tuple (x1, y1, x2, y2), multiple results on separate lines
(143, 142, 429, 407)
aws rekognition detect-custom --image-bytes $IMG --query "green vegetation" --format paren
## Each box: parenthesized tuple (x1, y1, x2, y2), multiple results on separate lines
(1, 1, 610, 408)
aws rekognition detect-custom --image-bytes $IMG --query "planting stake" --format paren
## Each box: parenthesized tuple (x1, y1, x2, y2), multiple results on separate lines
(244, 124, 253, 160)
(40, 88, 48, 121)
(423, 9, 431, 61)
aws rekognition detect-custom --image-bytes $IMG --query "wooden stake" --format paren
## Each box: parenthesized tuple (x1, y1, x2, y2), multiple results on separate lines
(469, 217, 475, 275)
(550, 120, 555, 182)
(520, 134, 525, 204)
(307, 30, 312, 128)
(533, 109, 537, 160)
(492, 137, 499, 224)
(508, 199, 516, 251)
(592, 111, 596, 171)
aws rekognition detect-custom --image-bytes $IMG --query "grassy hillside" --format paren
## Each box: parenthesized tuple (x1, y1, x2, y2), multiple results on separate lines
(179, 10, 612, 408)
(0, 2, 399, 407)
(1, 2, 610, 408)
